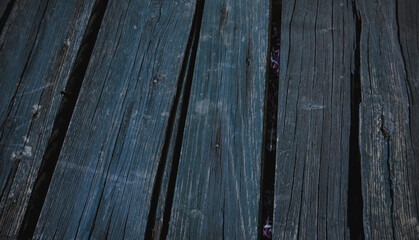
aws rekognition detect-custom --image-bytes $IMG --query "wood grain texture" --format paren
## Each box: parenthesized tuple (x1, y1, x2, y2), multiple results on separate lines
(273, 0, 354, 239)
(0, 0, 97, 237)
(356, 0, 419, 238)
(151, 12, 200, 238)
(397, 2, 419, 234)
(34, 0, 197, 239)
(167, 0, 269, 239)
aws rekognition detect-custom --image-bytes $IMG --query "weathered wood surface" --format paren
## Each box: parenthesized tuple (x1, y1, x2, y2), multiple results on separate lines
(167, 0, 269, 239)
(273, 0, 354, 239)
(34, 0, 197, 239)
(356, 0, 419, 238)
(397, 1, 419, 232)
(0, 0, 97, 238)
(1, 0, 418, 239)
(150, 6, 202, 238)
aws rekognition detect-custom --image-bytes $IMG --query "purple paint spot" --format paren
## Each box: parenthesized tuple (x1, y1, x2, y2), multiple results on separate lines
(263, 216, 272, 239)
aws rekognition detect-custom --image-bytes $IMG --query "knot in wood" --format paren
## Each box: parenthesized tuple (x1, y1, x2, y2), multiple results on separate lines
(246, 58, 251, 66)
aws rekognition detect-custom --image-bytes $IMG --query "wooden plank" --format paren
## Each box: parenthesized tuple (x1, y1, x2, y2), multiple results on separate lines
(356, 0, 419, 238)
(167, 0, 269, 239)
(151, 9, 201, 238)
(34, 0, 197, 239)
(397, 1, 419, 228)
(0, 0, 98, 238)
(273, 0, 354, 238)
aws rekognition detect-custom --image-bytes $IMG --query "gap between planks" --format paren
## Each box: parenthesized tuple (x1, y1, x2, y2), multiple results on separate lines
(18, 0, 109, 238)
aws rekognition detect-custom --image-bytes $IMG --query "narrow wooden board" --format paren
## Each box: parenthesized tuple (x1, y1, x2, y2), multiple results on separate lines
(397, 0, 419, 226)
(151, 12, 200, 239)
(167, 0, 269, 239)
(0, 0, 97, 237)
(273, 0, 354, 238)
(356, 0, 419, 238)
(34, 0, 197, 239)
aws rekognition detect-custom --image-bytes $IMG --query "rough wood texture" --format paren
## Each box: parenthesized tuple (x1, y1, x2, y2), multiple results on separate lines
(167, 0, 269, 239)
(397, 1, 419, 231)
(273, 0, 354, 238)
(151, 11, 201, 238)
(0, 0, 97, 237)
(1, 0, 418, 238)
(356, 0, 419, 238)
(34, 0, 197, 238)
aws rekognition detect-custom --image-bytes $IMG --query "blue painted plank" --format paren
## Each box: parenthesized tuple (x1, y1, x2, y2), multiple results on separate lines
(0, 0, 97, 237)
(167, 0, 269, 238)
(34, 0, 197, 239)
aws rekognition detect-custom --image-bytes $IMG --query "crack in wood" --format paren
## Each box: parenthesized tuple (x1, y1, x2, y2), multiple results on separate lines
(380, 111, 396, 239)
(347, 2, 365, 239)
(144, 1, 206, 239)
(260, 1, 281, 239)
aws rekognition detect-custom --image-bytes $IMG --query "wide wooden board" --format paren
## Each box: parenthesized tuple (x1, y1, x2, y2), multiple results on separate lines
(0, 0, 97, 237)
(273, 0, 354, 238)
(356, 0, 419, 238)
(167, 0, 269, 238)
(34, 0, 197, 239)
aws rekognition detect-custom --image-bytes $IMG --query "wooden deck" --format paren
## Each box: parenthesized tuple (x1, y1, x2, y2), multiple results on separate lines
(0, 0, 418, 239)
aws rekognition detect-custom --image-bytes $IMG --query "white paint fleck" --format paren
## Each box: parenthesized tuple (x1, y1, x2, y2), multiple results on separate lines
(16, 84, 52, 97)
(221, 62, 236, 69)
(22, 146, 32, 157)
(11, 152, 17, 159)
(185, 2, 193, 9)
(32, 104, 42, 114)
(194, 99, 213, 115)
(133, 25, 137, 30)
(304, 104, 325, 110)
(64, 39, 71, 47)
(320, 27, 335, 33)
(190, 209, 201, 218)
(200, 34, 213, 41)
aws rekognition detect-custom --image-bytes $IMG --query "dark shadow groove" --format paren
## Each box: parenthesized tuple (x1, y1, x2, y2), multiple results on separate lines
(17, 0, 109, 238)
(0, 0, 16, 34)
(144, 0, 205, 239)
(159, 0, 205, 236)
(348, 2, 364, 239)
(259, 0, 281, 239)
